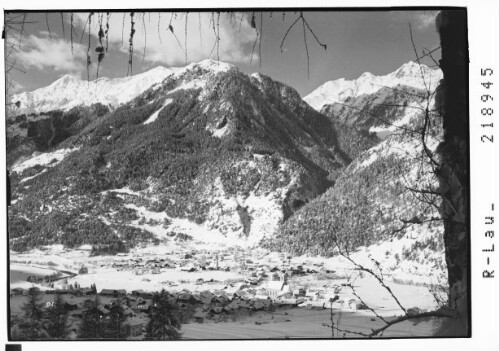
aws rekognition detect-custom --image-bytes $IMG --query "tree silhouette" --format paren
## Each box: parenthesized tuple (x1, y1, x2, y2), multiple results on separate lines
(145, 289, 181, 340)
(45, 292, 70, 339)
(18, 287, 48, 340)
(78, 295, 103, 339)
(105, 298, 127, 339)
(434, 9, 469, 336)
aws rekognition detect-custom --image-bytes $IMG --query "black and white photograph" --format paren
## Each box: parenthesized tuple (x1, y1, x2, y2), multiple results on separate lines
(1, 1, 496, 348)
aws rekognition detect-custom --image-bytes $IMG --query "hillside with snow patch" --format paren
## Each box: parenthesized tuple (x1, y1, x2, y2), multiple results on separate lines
(267, 82, 445, 282)
(8, 59, 350, 252)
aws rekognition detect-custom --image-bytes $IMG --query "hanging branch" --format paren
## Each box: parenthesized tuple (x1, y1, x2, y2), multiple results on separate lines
(60, 13, 65, 40)
(280, 12, 327, 77)
(86, 12, 94, 83)
(18, 13, 26, 49)
(409, 23, 429, 94)
(198, 12, 202, 46)
(259, 12, 263, 68)
(238, 12, 243, 32)
(250, 12, 258, 64)
(168, 23, 186, 56)
(279, 15, 301, 52)
(121, 13, 125, 47)
(70, 13, 74, 54)
(208, 13, 217, 59)
(209, 11, 214, 29)
(46, 13, 52, 39)
(105, 12, 110, 52)
(169, 12, 175, 27)
(184, 12, 188, 64)
(208, 12, 221, 62)
(96, 13, 105, 79)
(128, 12, 136, 76)
(158, 13, 162, 45)
(142, 12, 147, 61)
(302, 16, 327, 51)
(79, 15, 89, 43)
(301, 16, 310, 79)
(216, 12, 221, 62)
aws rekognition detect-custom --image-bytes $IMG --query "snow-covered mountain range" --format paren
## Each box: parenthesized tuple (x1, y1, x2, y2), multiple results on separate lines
(8, 59, 350, 251)
(10, 60, 236, 117)
(7, 59, 446, 284)
(303, 61, 442, 112)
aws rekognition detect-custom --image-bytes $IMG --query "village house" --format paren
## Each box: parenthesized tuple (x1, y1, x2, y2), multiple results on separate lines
(100, 288, 127, 297)
(78, 266, 88, 274)
(266, 280, 292, 299)
(126, 317, 143, 337)
(193, 308, 206, 323)
(97, 305, 111, 316)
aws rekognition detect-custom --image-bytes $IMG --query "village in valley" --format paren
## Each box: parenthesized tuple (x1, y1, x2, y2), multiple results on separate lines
(10, 242, 377, 339)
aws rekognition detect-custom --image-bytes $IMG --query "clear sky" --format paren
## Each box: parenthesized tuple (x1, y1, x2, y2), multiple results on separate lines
(5, 10, 441, 97)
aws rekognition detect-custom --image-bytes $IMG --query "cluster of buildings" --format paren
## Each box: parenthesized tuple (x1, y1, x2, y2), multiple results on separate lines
(11, 245, 363, 339)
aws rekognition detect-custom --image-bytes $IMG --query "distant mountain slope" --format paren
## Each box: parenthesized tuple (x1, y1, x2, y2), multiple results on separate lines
(304, 61, 442, 111)
(302, 62, 442, 162)
(8, 60, 350, 252)
(267, 85, 446, 281)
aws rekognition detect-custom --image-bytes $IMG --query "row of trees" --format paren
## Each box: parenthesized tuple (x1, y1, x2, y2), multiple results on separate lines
(12, 288, 69, 340)
(12, 287, 182, 340)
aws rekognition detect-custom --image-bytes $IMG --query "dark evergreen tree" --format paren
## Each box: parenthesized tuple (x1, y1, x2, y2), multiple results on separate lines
(104, 298, 127, 339)
(78, 295, 103, 339)
(145, 289, 181, 340)
(45, 292, 70, 339)
(18, 287, 47, 340)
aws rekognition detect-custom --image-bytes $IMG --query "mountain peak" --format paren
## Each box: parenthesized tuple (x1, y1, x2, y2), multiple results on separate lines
(186, 59, 236, 74)
(52, 74, 79, 85)
(393, 61, 429, 78)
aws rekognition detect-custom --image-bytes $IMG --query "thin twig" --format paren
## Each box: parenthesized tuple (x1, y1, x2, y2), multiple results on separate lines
(259, 12, 263, 68)
(302, 15, 327, 50)
(158, 13, 162, 45)
(121, 13, 125, 47)
(185, 12, 188, 64)
(18, 13, 26, 49)
(331, 236, 408, 315)
(70, 13, 74, 54)
(46, 13, 52, 39)
(198, 12, 202, 46)
(60, 13, 65, 40)
(142, 12, 147, 61)
(280, 16, 301, 52)
(302, 16, 310, 79)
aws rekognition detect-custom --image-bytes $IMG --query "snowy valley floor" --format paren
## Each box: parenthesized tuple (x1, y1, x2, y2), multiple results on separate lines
(9, 237, 447, 339)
